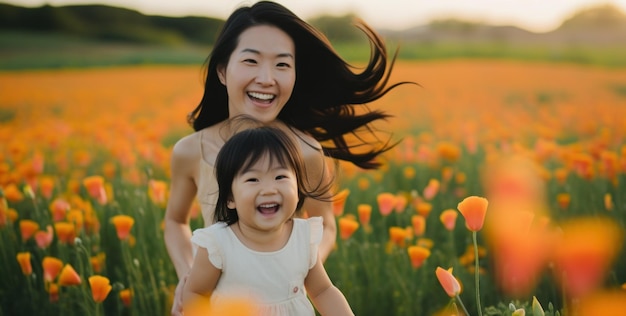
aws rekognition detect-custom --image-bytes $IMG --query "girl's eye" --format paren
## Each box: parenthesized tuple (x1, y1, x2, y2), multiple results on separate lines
(245, 178, 259, 182)
(275, 175, 288, 180)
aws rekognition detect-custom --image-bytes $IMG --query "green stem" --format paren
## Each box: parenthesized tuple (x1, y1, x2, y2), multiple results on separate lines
(472, 231, 483, 316)
(455, 294, 471, 316)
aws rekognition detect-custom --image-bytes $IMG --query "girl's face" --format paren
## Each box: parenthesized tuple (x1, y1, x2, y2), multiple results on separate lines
(228, 154, 299, 232)
(218, 25, 296, 123)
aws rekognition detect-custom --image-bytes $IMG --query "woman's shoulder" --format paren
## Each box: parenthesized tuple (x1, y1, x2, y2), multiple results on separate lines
(171, 131, 202, 160)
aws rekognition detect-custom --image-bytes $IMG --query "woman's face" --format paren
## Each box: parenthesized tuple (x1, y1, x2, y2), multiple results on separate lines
(218, 25, 296, 123)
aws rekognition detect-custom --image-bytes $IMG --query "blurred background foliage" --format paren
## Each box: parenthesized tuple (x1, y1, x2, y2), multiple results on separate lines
(1, 2, 626, 69)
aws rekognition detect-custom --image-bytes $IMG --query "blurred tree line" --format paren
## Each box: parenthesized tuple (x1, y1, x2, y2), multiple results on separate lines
(0, 3, 362, 46)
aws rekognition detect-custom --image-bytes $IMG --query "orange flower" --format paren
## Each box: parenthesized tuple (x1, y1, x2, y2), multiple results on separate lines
(357, 204, 372, 226)
(389, 226, 407, 247)
(435, 267, 461, 297)
(39, 176, 55, 199)
(89, 275, 112, 303)
(148, 179, 168, 206)
(338, 217, 359, 240)
(49, 198, 70, 222)
(111, 215, 135, 240)
(91, 252, 106, 273)
(16, 252, 32, 275)
(423, 179, 440, 200)
(411, 215, 426, 237)
(66, 209, 84, 232)
(556, 193, 571, 210)
(54, 221, 76, 244)
(552, 217, 623, 299)
(457, 196, 488, 232)
(42, 256, 64, 282)
(119, 288, 132, 307)
(604, 193, 613, 211)
(408, 246, 431, 269)
(415, 201, 432, 217)
(35, 225, 54, 249)
(58, 264, 81, 286)
(403, 166, 416, 179)
(377, 192, 396, 216)
(48, 283, 59, 302)
(394, 194, 408, 213)
(575, 291, 626, 316)
(82, 175, 107, 204)
(3, 183, 24, 202)
(19, 219, 40, 241)
(439, 209, 458, 231)
(357, 177, 370, 191)
(331, 188, 350, 216)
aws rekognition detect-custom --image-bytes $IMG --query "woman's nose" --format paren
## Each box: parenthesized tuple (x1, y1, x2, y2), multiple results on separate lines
(255, 64, 275, 85)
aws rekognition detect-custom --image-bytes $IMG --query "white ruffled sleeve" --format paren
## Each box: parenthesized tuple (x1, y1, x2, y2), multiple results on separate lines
(190, 223, 225, 269)
(307, 216, 324, 269)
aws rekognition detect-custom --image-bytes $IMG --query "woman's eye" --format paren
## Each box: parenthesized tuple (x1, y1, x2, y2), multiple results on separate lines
(243, 58, 257, 64)
(276, 62, 291, 68)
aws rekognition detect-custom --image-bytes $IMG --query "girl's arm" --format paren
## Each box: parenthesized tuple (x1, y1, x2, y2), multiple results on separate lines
(305, 256, 354, 316)
(183, 246, 221, 307)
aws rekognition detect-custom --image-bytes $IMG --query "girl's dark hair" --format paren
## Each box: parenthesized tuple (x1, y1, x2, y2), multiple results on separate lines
(214, 125, 328, 225)
(189, 1, 414, 169)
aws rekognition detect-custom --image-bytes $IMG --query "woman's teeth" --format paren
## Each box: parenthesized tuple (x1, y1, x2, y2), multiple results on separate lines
(248, 92, 274, 101)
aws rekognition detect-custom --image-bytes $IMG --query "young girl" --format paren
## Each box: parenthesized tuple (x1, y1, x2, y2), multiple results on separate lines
(183, 126, 354, 316)
(165, 1, 414, 313)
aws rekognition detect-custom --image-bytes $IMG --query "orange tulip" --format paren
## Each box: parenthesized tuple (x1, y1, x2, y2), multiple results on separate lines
(16, 252, 32, 275)
(19, 219, 40, 241)
(338, 217, 359, 240)
(439, 209, 458, 231)
(111, 215, 135, 240)
(89, 275, 112, 303)
(58, 264, 81, 286)
(457, 196, 488, 232)
(415, 201, 433, 217)
(42, 256, 64, 282)
(376, 192, 396, 216)
(408, 246, 431, 269)
(575, 291, 626, 316)
(331, 188, 350, 216)
(54, 221, 76, 244)
(38, 176, 55, 199)
(119, 288, 132, 307)
(435, 267, 461, 297)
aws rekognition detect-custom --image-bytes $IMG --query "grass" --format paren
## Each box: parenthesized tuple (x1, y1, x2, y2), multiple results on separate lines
(3, 30, 626, 70)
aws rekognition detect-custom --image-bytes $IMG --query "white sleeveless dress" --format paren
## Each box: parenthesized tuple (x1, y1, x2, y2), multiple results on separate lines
(190, 217, 323, 316)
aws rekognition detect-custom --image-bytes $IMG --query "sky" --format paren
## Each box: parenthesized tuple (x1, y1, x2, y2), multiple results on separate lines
(4, 0, 625, 33)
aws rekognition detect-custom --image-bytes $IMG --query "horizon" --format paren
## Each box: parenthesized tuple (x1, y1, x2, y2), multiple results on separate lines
(3, 0, 626, 33)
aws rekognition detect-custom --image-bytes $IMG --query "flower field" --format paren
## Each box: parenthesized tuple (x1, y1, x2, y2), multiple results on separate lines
(2, 60, 626, 315)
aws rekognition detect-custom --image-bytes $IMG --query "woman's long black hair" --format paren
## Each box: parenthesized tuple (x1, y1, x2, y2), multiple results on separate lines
(188, 1, 414, 169)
